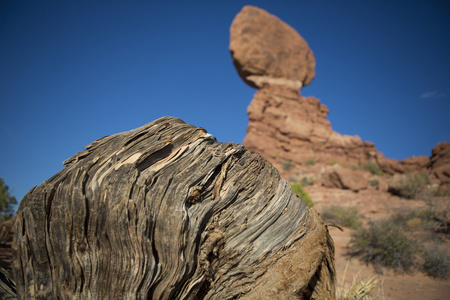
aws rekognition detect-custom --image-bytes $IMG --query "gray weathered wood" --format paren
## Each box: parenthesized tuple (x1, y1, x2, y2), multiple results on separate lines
(13, 117, 335, 299)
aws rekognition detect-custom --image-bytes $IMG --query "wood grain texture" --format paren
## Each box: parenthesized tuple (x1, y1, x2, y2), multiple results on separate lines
(13, 117, 335, 299)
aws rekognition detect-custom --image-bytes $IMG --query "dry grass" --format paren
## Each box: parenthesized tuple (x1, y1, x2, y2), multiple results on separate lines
(336, 262, 384, 300)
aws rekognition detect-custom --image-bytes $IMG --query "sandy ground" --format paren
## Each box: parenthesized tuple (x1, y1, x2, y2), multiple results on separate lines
(331, 228, 450, 300)
(307, 185, 450, 300)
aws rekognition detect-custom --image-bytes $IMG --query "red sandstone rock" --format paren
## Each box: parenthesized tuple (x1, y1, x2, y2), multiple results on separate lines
(378, 155, 429, 175)
(229, 6, 315, 89)
(401, 156, 430, 172)
(230, 5, 448, 189)
(242, 84, 378, 174)
(229, 7, 380, 177)
(378, 156, 405, 174)
(429, 142, 450, 185)
(321, 165, 369, 192)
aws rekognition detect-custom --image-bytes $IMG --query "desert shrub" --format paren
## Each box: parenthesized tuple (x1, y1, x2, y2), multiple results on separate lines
(368, 177, 380, 187)
(390, 204, 448, 235)
(299, 174, 315, 186)
(282, 159, 294, 171)
(351, 207, 450, 278)
(422, 242, 450, 279)
(349, 220, 418, 272)
(396, 172, 430, 199)
(305, 157, 317, 166)
(390, 208, 434, 231)
(390, 207, 448, 236)
(430, 188, 450, 197)
(363, 162, 383, 175)
(406, 217, 423, 230)
(321, 206, 362, 229)
(422, 192, 450, 234)
(290, 182, 314, 208)
(327, 161, 347, 168)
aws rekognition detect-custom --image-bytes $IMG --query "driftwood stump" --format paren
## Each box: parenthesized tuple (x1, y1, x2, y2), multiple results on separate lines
(13, 117, 335, 299)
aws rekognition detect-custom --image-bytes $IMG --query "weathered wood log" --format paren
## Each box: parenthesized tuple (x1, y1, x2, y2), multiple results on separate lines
(0, 267, 16, 299)
(13, 117, 335, 299)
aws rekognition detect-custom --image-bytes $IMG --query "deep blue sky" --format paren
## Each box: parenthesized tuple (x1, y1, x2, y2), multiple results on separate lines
(1, 0, 449, 203)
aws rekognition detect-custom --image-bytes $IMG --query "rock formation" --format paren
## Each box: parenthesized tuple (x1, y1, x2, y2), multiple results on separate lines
(230, 6, 381, 175)
(429, 142, 450, 185)
(229, 5, 315, 90)
(377, 155, 430, 175)
(321, 165, 369, 192)
(230, 6, 443, 182)
(13, 117, 336, 299)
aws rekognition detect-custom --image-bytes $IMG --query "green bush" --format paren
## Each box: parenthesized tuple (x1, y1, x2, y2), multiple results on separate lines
(299, 174, 315, 186)
(390, 208, 434, 231)
(327, 161, 347, 168)
(349, 220, 418, 272)
(368, 177, 380, 187)
(430, 188, 450, 197)
(422, 242, 450, 279)
(363, 162, 383, 175)
(321, 206, 362, 229)
(397, 172, 430, 199)
(0, 178, 17, 222)
(350, 207, 450, 278)
(282, 159, 294, 171)
(305, 157, 317, 166)
(290, 182, 314, 208)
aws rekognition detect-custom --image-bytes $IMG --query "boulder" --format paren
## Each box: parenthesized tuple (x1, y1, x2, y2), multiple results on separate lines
(379, 155, 430, 175)
(400, 155, 429, 172)
(13, 117, 336, 299)
(378, 156, 405, 174)
(230, 6, 315, 89)
(321, 164, 369, 192)
(429, 142, 450, 185)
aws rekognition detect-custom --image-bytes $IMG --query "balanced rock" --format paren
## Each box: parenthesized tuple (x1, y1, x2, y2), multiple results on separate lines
(229, 7, 381, 178)
(13, 117, 335, 299)
(230, 5, 315, 89)
(230, 6, 432, 182)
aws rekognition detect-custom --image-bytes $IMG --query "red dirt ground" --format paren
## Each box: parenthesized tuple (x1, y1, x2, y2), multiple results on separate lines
(307, 185, 450, 300)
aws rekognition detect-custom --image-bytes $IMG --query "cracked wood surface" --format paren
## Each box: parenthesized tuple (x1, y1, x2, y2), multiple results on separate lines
(13, 116, 335, 299)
